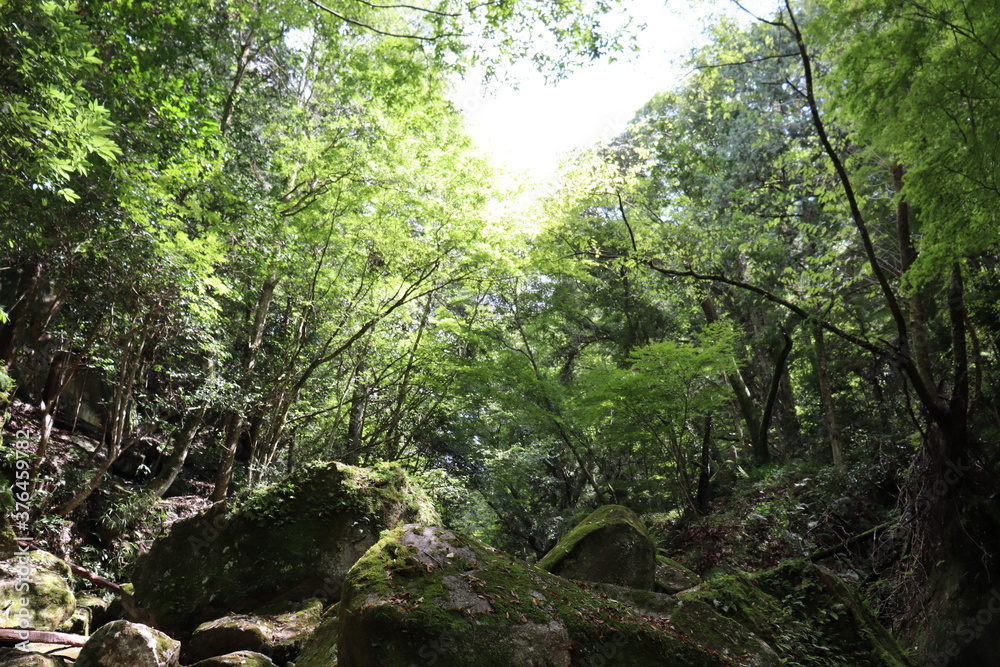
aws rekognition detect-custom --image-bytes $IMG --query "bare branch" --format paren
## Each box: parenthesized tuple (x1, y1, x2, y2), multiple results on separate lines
(306, 0, 466, 41)
(695, 52, 799, 70)
(346, 0, 462, 18)
(730, 0, 786, 27)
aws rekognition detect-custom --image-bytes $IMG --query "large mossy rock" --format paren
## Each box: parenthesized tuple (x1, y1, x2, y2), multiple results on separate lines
(537, 505, 656, 591)
(0, 648, 68, 667)
(291, 611, 339, 667)
(0, 551, 75, 631)
(655, 554, 702, 594)
(75, 620, 181, 667)
(338, 524, 781, 666)
(131, 461, 438, 634)
(0, 481, 16, 558)
(678, 560, 910, 666)
(186, 598, 324, 664)
(189, 651, 277, 667)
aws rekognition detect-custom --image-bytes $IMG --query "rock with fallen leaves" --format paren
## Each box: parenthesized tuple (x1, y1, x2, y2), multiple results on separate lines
(337, 524, 782, 666)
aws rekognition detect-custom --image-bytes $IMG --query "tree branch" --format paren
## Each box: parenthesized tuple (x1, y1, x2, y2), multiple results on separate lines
(696, 52, 799, 70)
(306, 0, 465, 41)
(0, 628, 88, 647)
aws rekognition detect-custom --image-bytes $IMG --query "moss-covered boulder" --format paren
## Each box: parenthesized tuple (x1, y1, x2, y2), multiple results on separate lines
(678, 560, 910, 666)
(75, 620, 181, 667)
(0, 481, 16, 558)
(131, 461, 438, 633)
(74, 594, 113, 634)
(537, 505, 656, 591)
(0, 550, 76, 631)
(186, 598, 324, 664)
(289, 604, 338, 667)
(0, 648, 68, 667)
(656, 554, 702, 594)
(189, 651, 277, 667)
(338, 524, 782, 666)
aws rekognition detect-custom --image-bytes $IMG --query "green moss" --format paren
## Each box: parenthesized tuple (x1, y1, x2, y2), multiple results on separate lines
(191, 651, 277, 667)
(538, 505, 649, 572)
(292, 613, 340, 667)
(238, 461, 439, 528)
(131, 461, 438, 633)
(0, 550, 76, 631)
(678, 559, 908, 667)
(339, 525, 753, 666)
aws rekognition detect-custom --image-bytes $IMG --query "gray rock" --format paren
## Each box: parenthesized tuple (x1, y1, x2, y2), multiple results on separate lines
(338, 524, 782, 666)
(189, 651, 276, 667)
(537, 505, 657, 591)
(130, 462, 438, 634)
(0, 647, 68, 667)
(0, 551, 76, 632)
(186, 598, 324, 664)
(655, 554, 702, 594)
(75, 620, 180, 667)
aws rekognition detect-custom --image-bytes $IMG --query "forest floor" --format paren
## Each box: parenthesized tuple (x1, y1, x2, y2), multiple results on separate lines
(652, 458, 910, 629)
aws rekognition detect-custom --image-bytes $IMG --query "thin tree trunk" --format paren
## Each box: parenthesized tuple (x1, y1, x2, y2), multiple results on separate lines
(811, 324, 844, 470)
(894, 164, 935, 391)
(696, 414, 714, 514)
(756, 327, 793, 463)
(211, 412, 244, 502)
(147, 405, 206, 497)
(211, 279, 275, 501)
(28, 351, 68, 495)
(57, 331, 146, 516)
(701, 297, 766, 463)
(384, 293, 433, 460)
(344, 357, 368, 465)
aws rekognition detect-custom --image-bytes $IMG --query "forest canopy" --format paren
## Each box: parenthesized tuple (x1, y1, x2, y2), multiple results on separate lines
(2, 0, 999, 662)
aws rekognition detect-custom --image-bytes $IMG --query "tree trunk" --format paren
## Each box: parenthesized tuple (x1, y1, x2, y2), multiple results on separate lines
(756, 327, 793, 463)
(210, 412, 244, 502)
(28, 351, 68, 495)
(701, 297, 768, 464)
(57, 331, 146, 516)
(210, 279, 275, 500)
(893, 164, 935, 393)
(810, 324, 844, 470)
(344, 360, 368, 465)
(384, 293, 433, 461)
(695, 414, 713, 515)
(146, 405, 206, 497)
(0, 262, 41, 365)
